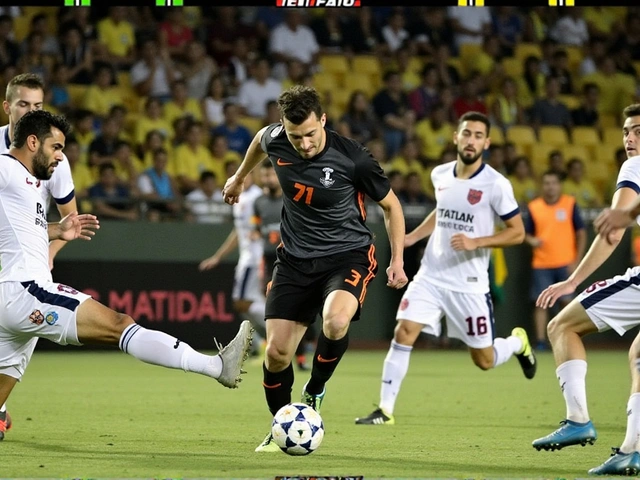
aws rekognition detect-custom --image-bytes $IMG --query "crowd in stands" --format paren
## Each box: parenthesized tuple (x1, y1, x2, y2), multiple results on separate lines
(0, 5, 638, 222)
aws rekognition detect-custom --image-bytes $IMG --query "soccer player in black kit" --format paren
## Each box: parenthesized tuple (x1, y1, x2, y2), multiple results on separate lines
(222, 85, 408, 452)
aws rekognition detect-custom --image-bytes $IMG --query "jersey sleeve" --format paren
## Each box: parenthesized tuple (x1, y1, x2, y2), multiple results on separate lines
(0, 160, 11, 191)
(353, 146, 391, 202)
(491, 176, 520, 221)
(572, 203, 586, 231)
(46, 153, 75, 204)
(259, 123, 284, 154)
(616, 157, 640, 194)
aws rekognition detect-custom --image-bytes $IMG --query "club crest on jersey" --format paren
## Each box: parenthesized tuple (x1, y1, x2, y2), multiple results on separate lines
(45, 310, 59, 325)
(320, 167, 335, 187)
(467, 188, 483, 205)
(29, 309, 44, 325)
(26, 177, 41, 188)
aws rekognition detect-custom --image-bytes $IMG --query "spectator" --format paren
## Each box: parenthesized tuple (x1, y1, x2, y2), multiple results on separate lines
(579, 37, 607, 77)
(82, 63, 123, 120)
(0, 15, 19, 71)
(407, 62, 441, 121)
(18, 32, 50, 81)
(398, 171, 431, 208)
(492, 6, 523, 57)
(138, 129, 170, 171)
(581, 56, 636, 117)
(615, 46, 638, 77)
(88, 163, 139, 221)
(130, 39, 176, 102)
(185, 170, 232, 224)
(508, 156, 538, 206)
(490, 76, 525, 133)
(49, 63, 71, 114)
(57, 21, 93, 85)
(226, 36, 252, 93)
(212, 102, 253, 155)
(524, 170, 587, 350)
(164, 79, 204, 127)
(546, 149, 567, 180)
(571, 82, 601, 129)
(529, 76, 572, 132)
(408, 7, 455, 56)
(344, 7, 383, 55)
(523, 7, 554, 44)
(28, 13, 59, 56)
(610, 13, 640, 61)
(111, 140, 141, 192)
(550, 7, 589, 47)
(135, 97, 173, 148)
(281, 59, 307, 91)
(210, 133, 242, 184)
(487, 144, 508, 177)
(159, 8, 194, 61)
(387, 138, 425, 179)
(138, 147, 182, 222)
(174, 121, 215, 194)
(207, 6, 257, 70)
(548, 49, 574, 95)
(563, 157, 604, 208)
(72, 109, 96, 165)
(584, 6, 621, 39)
(414, 102, 454, 163)
(517, 55, 546, 109)
(96, 7, 136, 68)
(268, 10, 319, 80)
(372, 70, 415, 158)
(178, 40, 217, 101)
(446, 6, 492, 51)
(237, 57, 282, 118)
(469, 35, 502, 77)
(203, 75, 229, 129)
(381, 11, 410, 55)
(394, 47, 422, 92)
(387, 169, 405, 196)
(310, 8, 350, 54)
(262, 100, 280, 127)
(65, 135, 95, 200)
(338, 90, 380, 146)
(452, 74, 487, 119)
(89, 115, 123, 168)
(366, 138, 389, 171)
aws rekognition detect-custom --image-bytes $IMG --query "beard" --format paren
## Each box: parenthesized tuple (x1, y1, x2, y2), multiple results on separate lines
(457, 146, 484, 165)
(32, 146, 54, 180)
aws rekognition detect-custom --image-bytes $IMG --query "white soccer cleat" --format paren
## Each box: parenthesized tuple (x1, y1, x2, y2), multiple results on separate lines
(215, 320, 254, 388)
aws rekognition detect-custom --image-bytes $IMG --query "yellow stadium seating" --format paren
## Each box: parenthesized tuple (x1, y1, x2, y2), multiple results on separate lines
(12, 16, 30, 43)
(561, 144, 591, 163)
(489, 127, 505, 145)
(501, 57, 523, 78)
(459, 44, 483, 64)
(600, 113, 620, 129)
(571, 126, 600, 146)
(342, 72, 377, 97)
(506, 125, 536, 155)
(593, 143, 621, 166)
(318, 55, 349, 84)
(311, 72, 338, 94)
(351, 55, 382, 77)
(514, 43, 543, 62)
(530, 143, 560, 176)
(603, 126, 623, 145)
(67, 84, 88, 108)
(538, 125, 569, 146)
(563, 46, 584, 73)
(558, 95, 580, 110)
(329, 88, 352, 115)
(237, 116, 264, 135)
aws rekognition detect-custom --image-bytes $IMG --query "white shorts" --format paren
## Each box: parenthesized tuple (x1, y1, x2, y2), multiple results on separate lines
(0, 280, 91, 379)
(396, 279, 495, 349)
(232, 264, 264, 302)
(578, 266, 640, 336)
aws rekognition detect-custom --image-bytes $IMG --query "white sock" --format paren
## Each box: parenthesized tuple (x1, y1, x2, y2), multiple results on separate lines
(557, 359, 589, 423)
(0, 403, 5, 413)
(621, 393, 640, 453)
(492, 335, 523, 368)
(119, 324, 222, 378)
(247, 300, 266, 338)
(379, 340, 413, 415)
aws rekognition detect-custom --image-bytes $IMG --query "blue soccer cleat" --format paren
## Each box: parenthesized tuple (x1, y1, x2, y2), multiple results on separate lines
(532, 419, 597, 451)
(588, 447, 640, 476)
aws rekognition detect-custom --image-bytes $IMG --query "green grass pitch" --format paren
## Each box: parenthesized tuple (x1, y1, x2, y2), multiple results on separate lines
(0, 348, 632, 478)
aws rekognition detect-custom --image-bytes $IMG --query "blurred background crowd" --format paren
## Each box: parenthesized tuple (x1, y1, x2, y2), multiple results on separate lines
(0, 5, 638, 223)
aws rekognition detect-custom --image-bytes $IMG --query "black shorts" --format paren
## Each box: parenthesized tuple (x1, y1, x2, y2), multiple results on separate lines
(265, 244, 378, 324)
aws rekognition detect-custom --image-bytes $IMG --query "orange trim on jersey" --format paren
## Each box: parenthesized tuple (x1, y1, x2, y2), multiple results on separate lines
(359, 244, 377, 304)
(357, 191, 366, 220)
(266, 280, 273, 295)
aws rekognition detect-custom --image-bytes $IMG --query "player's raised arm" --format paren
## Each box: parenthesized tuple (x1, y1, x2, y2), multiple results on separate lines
(222, 126, 269, 205)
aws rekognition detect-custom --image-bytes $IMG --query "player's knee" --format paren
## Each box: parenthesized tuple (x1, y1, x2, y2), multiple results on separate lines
(547, 315, 563, 343)
(113, 313, 136, 340)
(264, 342, 290, 369)
(629, 336, 640, 362)
(393, 321, 421, 346)
(322, 312, 350, 339)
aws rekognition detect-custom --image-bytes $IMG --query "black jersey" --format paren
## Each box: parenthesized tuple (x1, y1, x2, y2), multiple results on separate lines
(254, 192, 283, 256)
(261, 123, 390, 258)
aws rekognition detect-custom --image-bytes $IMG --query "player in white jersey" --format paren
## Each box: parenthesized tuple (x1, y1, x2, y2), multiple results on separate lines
(355, 112, 535, 426)
(532, 104, 640, 475)
(199, 172, 267, 340)
(0, 111, 253, 442)
(0, 73, 79, 438)
(1, 73, 77, 270)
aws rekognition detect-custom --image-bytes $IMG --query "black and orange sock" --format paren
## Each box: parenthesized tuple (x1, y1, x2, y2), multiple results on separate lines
(306, 331, 349, 395)
(263, 362, 294, 415)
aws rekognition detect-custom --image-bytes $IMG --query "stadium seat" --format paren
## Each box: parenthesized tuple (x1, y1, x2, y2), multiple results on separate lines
(514, 43, 543, 62)
(501, 57, 523, 77)
(571, 126, 600, 146)
(506, 125, 536, 156)
(538, 126, 569, 146)
(592, 143, 620, 165)
(530, 143, 560, 176)
(237, 116, 264, 135)
(558, 95, 580, 110)
(342, 72, 377, 97)
(12, 16, 30, 42)
(351, 55, 382, 77)
(603, 126, 623, 145)
(329, 88, 352, 115)
(561, 144, 591, 163)
(311, 72, 339, 94)
(318, 55, 349, 84)
(600, 113, 619, 129)
(489, 127, 505, 145)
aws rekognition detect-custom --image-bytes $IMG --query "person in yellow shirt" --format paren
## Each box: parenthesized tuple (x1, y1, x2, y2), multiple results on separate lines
(562, 157, 604, 208)
(387, 138, 425, 178)
(524, 171, 587, 350)
(96, 7, 136, 68)
(508, 155, 538, 206)
(135, 97, 173, 149)
(173, 121, 216, 194)
(164, 79, 204, 127)
(65, 135, 95, 201)
(210, 132, 242, 185)
(414, 103, 454, 162)
(82, 64, 124, 120)
(72, 109, 96, 165)
(580, 57, 636, 117)
(490, 77, 525, 132)
(517, 56, 545, 110)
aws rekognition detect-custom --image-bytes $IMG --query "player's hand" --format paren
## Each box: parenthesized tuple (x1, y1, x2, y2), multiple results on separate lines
(594, 208, 632, 244)
(58, 211, 100, 241)
(536, 279, 577, 309)
(222, 174, 245, 205)
(199, 256, 220, 271)
(386, 261, 408, 289)
(450, 233, 478, 251)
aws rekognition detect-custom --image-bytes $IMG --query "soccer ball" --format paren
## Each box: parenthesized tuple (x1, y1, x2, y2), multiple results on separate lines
(271, 402, 324, 455)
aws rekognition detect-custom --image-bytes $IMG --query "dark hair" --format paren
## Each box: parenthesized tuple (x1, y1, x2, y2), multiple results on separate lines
(458, 111, 491, 135)
(567, 157, 584, 169)
(582, 82, 599, 95)
(99, 163, 116, 175)
(277, 85, 323, 125)
(623, 104, 640, 119)
(542, 170, 563, 181)
(12, 110, 72, 149)
(6, 73, 45, 103)
(199, 170, 216, 182)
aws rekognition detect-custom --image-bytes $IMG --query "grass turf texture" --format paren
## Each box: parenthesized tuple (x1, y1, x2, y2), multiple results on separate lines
(0, 349, 630, 478)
